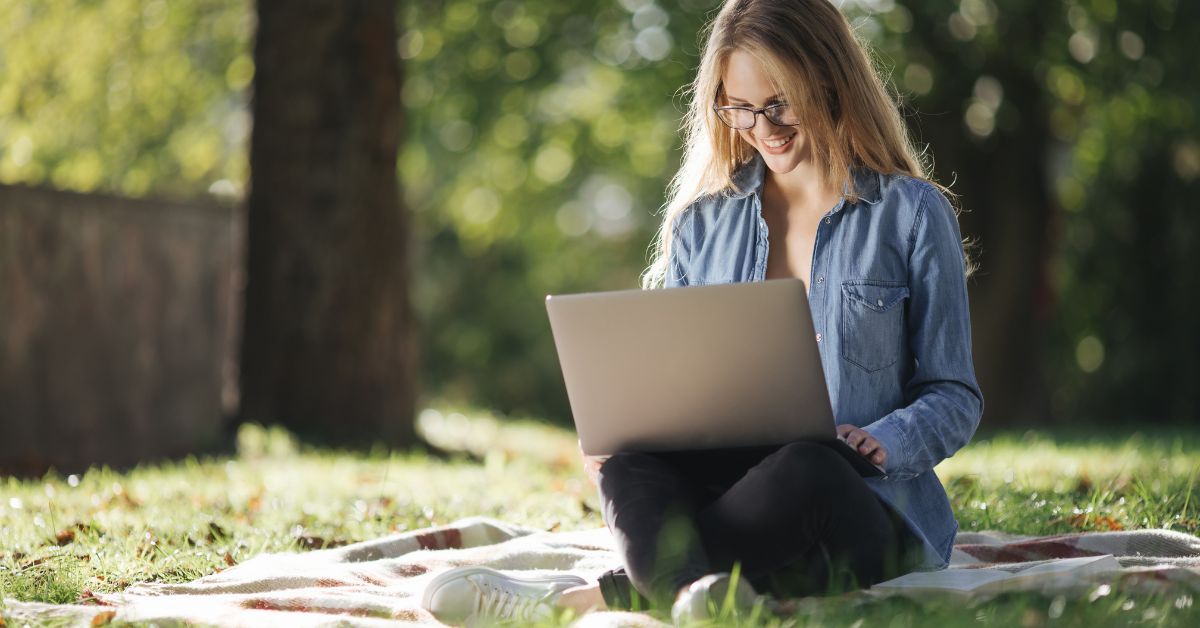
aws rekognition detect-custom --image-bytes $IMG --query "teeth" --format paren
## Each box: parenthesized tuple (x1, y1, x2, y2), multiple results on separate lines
(765, 133, 794, 148)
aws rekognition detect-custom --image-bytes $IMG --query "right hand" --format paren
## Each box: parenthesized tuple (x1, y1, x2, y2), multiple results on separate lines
(579, 440, 610, 487)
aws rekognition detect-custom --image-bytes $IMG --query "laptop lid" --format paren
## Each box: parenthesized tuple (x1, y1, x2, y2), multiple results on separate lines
(545, 278, 836, 456)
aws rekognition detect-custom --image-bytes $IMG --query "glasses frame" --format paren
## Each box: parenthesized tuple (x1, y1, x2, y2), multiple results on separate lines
(711, 101, 801, 130)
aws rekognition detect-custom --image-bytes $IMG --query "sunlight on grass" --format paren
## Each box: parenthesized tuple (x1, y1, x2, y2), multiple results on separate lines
(940, 430, 1200, 536)
(2, 411, 1199, 626)
(1, 412, 600, 610)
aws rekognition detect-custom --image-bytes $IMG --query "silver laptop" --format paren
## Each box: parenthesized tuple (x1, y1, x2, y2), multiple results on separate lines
(545, 278, 883, 475)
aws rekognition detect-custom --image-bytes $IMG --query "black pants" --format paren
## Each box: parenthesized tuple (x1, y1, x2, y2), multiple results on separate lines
(595, 441, 924, 611)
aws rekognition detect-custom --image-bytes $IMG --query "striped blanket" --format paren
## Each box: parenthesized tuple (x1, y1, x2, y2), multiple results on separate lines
(4, 517, 1199, 626)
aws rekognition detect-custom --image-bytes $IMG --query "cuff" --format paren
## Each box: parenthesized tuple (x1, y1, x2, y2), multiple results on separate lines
(861, 416, 914, 480)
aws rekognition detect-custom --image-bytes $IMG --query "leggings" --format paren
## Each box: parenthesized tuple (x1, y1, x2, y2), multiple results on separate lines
(594, 440, 924, 611)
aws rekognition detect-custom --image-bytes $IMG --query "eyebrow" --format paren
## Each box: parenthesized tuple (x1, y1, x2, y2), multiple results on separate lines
(725, 92, 783, 104)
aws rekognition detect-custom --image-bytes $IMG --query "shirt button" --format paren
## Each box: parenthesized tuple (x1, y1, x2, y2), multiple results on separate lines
(877, 299, 884, 307)
(815, 333, 823, 343)
(824, 217, 831, 224)
(816, 276, 824, 284)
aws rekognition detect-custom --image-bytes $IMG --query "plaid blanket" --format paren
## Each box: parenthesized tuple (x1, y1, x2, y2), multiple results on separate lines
(4, 516, 1200, 626)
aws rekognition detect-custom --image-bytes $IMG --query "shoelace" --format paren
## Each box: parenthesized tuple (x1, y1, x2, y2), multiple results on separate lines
(472, 577, 555, 621)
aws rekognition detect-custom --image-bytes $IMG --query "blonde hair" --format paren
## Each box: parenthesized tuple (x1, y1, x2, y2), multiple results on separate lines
(642, 0, 970, 288)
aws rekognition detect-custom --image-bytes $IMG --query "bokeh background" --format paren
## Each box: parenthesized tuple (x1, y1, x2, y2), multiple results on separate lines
(1, 0, 1196, 474)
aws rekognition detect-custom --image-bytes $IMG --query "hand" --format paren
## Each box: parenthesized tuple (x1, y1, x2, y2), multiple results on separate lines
(579, 440, 611, 488)
(836, 424, 887, 467)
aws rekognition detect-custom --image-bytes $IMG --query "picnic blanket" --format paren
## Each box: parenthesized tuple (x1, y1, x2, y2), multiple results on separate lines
(4, 516, 1200, 626)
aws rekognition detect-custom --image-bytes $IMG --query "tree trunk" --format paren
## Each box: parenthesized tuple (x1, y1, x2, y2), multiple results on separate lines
(239, 0, 416, 446)
(902, 4, 1059, 428)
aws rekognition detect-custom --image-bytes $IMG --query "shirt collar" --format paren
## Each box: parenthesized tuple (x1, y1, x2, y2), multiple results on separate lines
(724, 150, 882, 211)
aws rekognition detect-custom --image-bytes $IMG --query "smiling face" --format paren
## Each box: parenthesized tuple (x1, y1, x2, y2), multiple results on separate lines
(719, 48, 809, 174)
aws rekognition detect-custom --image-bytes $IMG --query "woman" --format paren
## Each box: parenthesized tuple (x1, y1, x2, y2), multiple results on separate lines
(422, 0, 983, 624)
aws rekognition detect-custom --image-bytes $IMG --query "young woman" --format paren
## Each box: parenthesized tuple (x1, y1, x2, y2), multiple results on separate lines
(422, 0, 982, 624)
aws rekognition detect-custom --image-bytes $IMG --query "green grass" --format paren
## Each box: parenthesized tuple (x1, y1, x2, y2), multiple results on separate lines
(2, 410, 1199, 626)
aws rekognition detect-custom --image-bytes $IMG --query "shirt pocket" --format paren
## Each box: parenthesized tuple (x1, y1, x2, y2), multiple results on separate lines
(840, 280, 910, 373)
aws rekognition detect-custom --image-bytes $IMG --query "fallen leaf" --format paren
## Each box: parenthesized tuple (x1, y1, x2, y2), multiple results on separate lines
(19, 555, 49, 568)
(294, 534, 349, 549)
(78, 589, 114, 606)
(224, 552, 237, 566)
(91, 610, 116, 625)
(56, 529, 75, 545)
(1068, 513, 1124, 530)
(207, 522, 229, 542)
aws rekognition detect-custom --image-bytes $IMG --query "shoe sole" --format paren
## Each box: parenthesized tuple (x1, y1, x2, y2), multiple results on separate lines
(421, 565, 589, 612)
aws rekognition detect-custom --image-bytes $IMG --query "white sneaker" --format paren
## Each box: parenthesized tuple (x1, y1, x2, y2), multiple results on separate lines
(670, 572, 765, 626)
(421, 565, 587, 626)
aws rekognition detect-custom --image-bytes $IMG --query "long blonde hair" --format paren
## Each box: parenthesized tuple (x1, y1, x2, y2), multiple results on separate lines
(642, 0, 967, 288)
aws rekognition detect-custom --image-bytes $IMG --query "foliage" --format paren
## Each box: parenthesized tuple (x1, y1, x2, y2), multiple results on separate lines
(1032, 1, 1199, 422)
(398, 0, 717, 420)
(0, 0, 251, 198)
(856, 0, 1199, 421)
(0, 0, 1196, 423)
(2, 418, 1200, 626)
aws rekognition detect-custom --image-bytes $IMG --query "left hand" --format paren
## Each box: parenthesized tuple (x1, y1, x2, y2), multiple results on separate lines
(836, 424, 887, 467)
(579, 440, 610, 488)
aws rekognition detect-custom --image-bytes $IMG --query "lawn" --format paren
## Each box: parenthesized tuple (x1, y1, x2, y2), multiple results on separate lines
(2, 409, 1198, 626)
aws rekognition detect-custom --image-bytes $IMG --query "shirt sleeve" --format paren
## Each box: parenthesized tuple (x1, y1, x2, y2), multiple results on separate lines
(663, 206, 696, 288)
(861, 185, 984, 480)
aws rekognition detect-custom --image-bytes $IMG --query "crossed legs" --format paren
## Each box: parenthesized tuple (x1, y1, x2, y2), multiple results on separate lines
(588, 441, 917, 611)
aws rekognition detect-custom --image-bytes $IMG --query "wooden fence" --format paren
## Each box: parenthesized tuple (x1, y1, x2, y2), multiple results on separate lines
(0, 184, 241, 475)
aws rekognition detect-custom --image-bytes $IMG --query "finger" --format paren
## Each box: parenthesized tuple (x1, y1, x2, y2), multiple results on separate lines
(870, 450, 885, 465)
(857, 437, 878, 455)
(846, 430, 866, 447)
(836, 424, 854, 437)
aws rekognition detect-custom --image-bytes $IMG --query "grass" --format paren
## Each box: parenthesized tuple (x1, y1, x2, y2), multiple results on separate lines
(2, 409, 1199, 626)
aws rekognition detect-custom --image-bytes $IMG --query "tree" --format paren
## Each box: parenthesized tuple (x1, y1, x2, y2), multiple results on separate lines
(239, 0, 416, 446)
(866, 0, 1198, 425)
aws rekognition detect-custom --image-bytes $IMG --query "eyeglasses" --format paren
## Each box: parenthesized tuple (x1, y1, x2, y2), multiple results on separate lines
(711, 101, 802, 130)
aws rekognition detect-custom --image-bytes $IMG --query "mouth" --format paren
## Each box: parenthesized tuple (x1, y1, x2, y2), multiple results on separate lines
(761, 132, 796, 151)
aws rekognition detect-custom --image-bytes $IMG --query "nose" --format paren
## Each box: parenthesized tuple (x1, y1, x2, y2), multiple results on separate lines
(748, 113, 786, 137)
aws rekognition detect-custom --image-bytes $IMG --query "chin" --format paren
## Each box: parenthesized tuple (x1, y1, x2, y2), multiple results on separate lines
(760, 151, 802, 173)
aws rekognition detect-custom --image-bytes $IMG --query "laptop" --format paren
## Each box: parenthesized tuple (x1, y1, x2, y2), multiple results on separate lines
(545, 278, 885, 477)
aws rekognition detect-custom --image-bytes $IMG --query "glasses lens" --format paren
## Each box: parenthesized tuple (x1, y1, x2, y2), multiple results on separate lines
(765, 104, 800, 126)
(716, 107, 755, 129)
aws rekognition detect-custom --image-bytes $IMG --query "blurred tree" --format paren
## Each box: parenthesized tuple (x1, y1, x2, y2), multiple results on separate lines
(2, 0, 1195, 428)
(0, 0, 249, 197)
(398, 0, 715, 422)
(1033, 0, 1199, 422)
(238, 0, 417, 446)
(859, 0, 1198, 425)
(860, 0, 1063, 426)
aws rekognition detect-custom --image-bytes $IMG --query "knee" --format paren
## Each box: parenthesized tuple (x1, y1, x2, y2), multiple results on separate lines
(597, 451, 674, 489)
(598, 451, 652, 477)
(768, 441, 842, 473)
(755, 442, 849, 497)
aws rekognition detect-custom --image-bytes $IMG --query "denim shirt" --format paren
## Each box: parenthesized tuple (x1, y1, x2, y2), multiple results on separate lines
(665, 151, 984, 570)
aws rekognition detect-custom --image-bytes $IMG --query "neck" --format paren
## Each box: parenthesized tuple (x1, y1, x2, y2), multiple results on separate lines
(765, 160, 841, 210)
